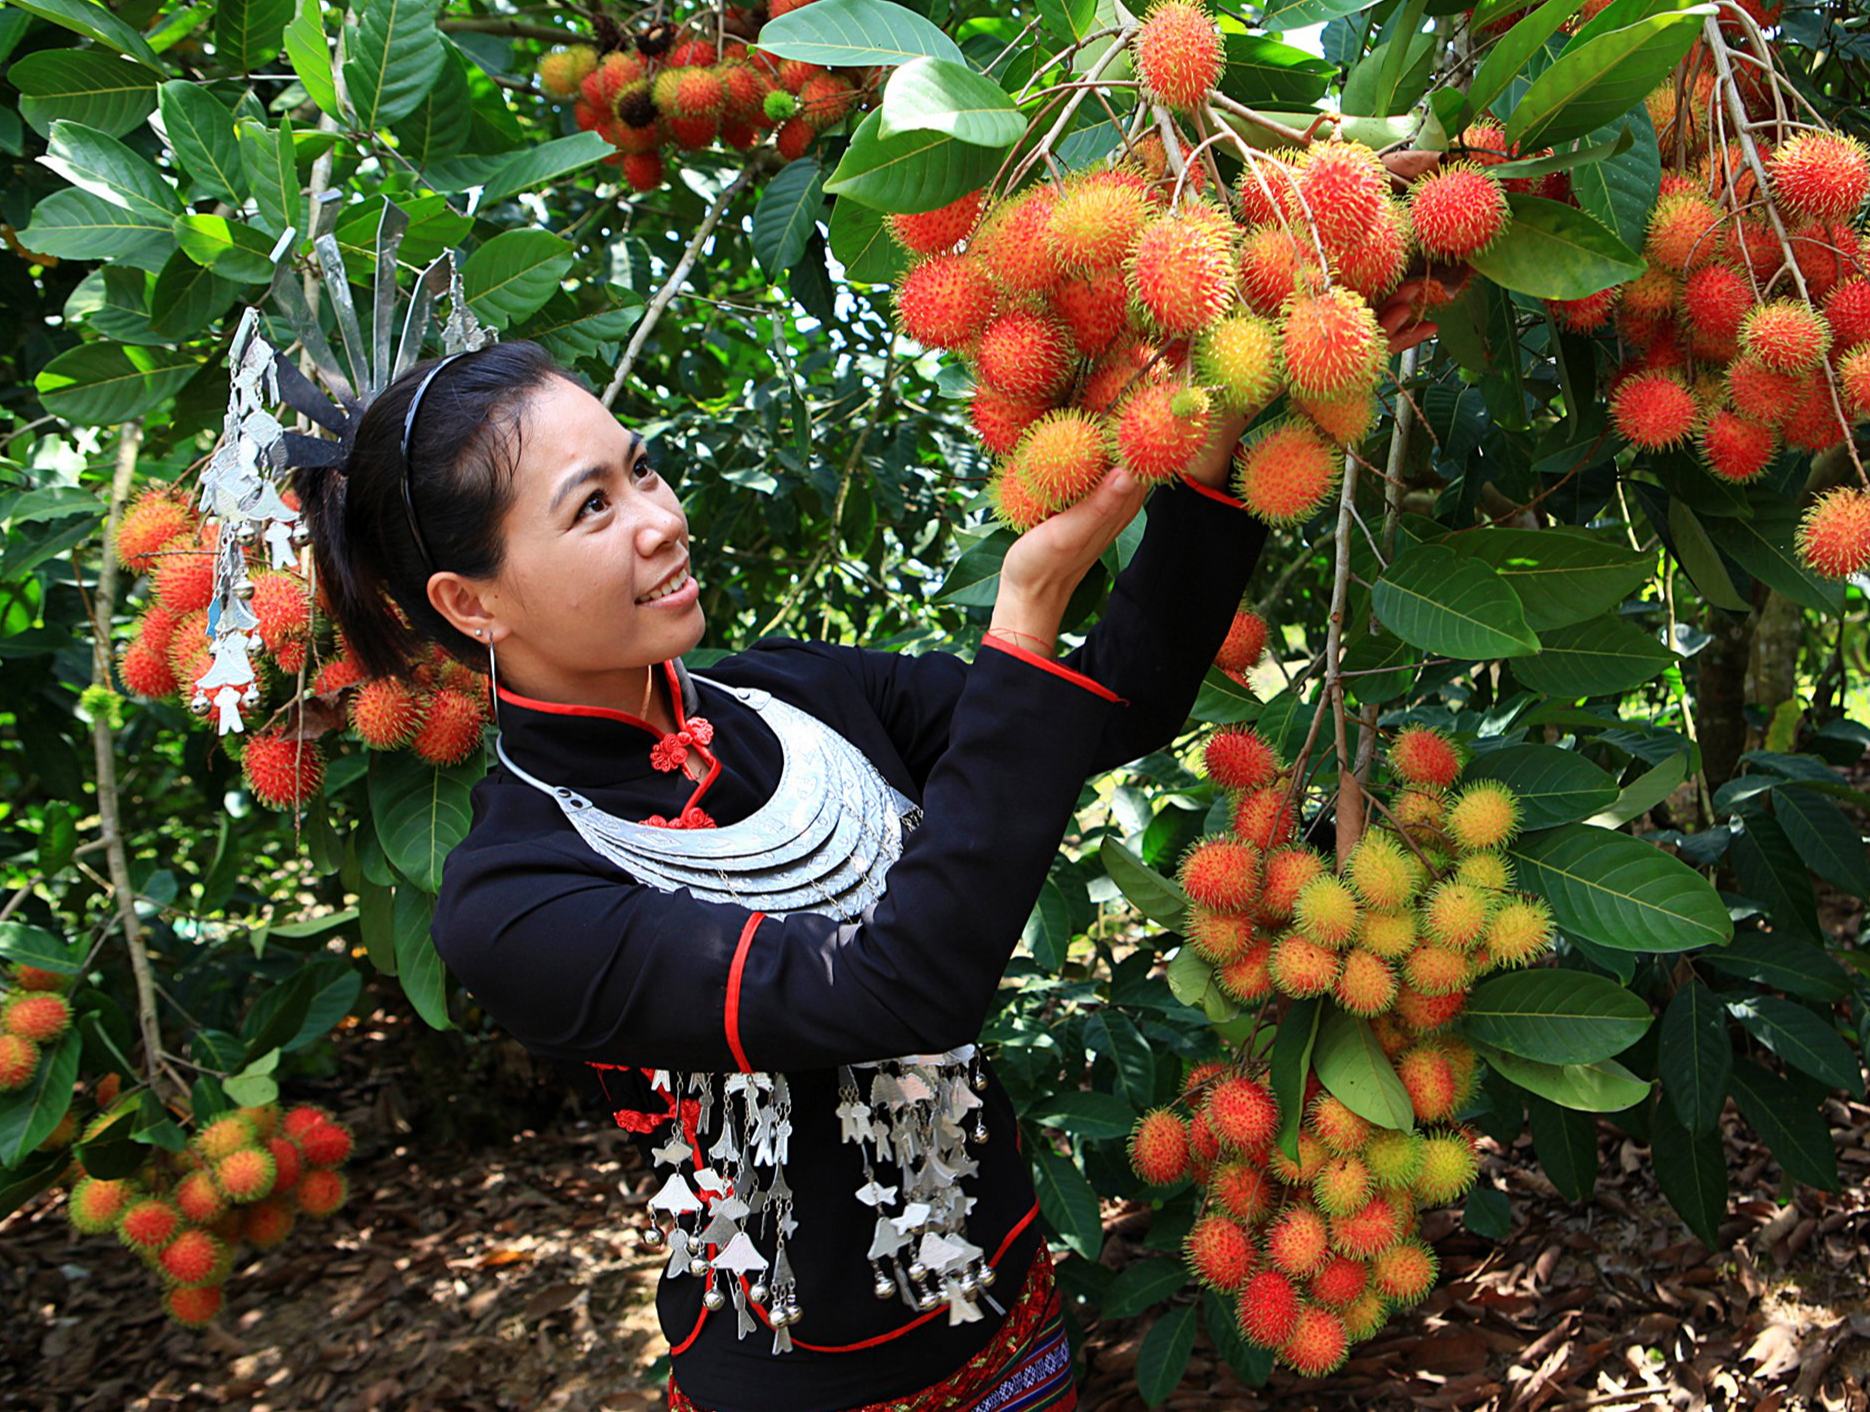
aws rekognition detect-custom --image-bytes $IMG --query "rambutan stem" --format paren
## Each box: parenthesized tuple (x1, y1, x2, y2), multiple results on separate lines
(1005, 25, 1135, 191)
(1325, 446, 1362, 864)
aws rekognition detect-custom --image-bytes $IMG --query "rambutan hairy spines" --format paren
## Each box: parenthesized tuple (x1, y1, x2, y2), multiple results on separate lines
(1129, 1107, 1191, 1185)
(1134, 0, 1225, 111)
(1700, 409, 1777, 484)
(1047, 171, 1150, 274)
(1280, 1303, 1350, 1377)
(1177, 834, 1263, 913)
(1482, 896, 1555, 969)
(1232, 417, 1339, 526)
(1112, 377, 1215, 482)
(971, 386, 1052, 456)
(1294, 873, 1361, 947)
(1211, 1156, 1276, 1223)
(1270, 932, 1341, 998)
(1768, 130, 1870, 224)
(1408, 162, 1509, 260)
(1216, 609, 1270, 674)
(1738, 298, 1831, 374)
(1345, 830, 1421, 910)
(1796, 486, 1870, 580)
(1194, 313, 1284, 412)
(1205, 1073, 1280, 1153)
(894, 253, 997, 352)
(1011, 410, 1111, 512)
(1335, 949, 1398, 1017)
(1186, 1213, 1258, 1291)
(1236, 1269, 1302, 1348)
(1388, 725, 1462, 788)
(886, 189, 985, 256)
(978, 187, 1063, 295)
(1281, 286, 1385, 399)
(1187, 906, 1258, 965)
(1129, 205, 1238, 337)
(1204, 723, 1280, 791)
(1645, 191, 1725, 274)
(1265, 1203, 1332, 1275)
(973, 310, 1074, 402)
(1610, 371, 1698, 450)
(1446, 780, 1521, 851)
(1414, 1127, 1481, 1205)
(1260, 845, 1327, 920)
(1294, 141, 1390, 249)
(1369, 1237, 1439, 1306)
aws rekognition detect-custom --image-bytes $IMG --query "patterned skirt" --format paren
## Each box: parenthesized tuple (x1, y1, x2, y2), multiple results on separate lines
(666, 1242, 1076, 1412)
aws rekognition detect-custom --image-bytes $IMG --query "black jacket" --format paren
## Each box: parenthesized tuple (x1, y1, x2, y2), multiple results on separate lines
(430, 474, 1267, 1410)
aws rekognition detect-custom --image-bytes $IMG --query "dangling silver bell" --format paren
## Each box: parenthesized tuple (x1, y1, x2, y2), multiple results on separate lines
(748, 1280, 771, 1305)
(638, 1223, 665, 1249)
(190, 695, 213, 717)
(782, 1299, 803, 1325)
(971, 1119, 988, 1142)
(978, 1262, 997, 1288)
(916, 1289, 941, 1312)
(688, 1255, 711, 1278)
(908, 1261, 929, 1282)
(703, 1284, 727, 1311)
(873, 1273, 897, 1301)
(970, 1070, 988, 1091)
(959, 1273, 982, 1298)
(234, 520, 259, 543)
(232, 577, 256, 600)
(289, 522, 312, 548)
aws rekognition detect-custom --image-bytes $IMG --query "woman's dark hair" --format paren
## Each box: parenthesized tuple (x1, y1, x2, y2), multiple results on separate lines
(294, 340, 570, 682)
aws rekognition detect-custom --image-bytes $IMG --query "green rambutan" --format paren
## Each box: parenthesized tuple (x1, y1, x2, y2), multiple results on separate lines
(1363, 1129, 1424, 1188)
(1414, 1128, 1481, 1205)
(1453, 852, 1513, 892)
(1313, 1153, 1375, 1217)
(1047, 172, 1150, 273)
(1446, 780, 1521, 851)
(1294, 873, 1361, 947)
(1195, 313, 1284, 411)
(1357, 908, 1417, 959)
(1420, 880, 1492, 949)
(1345, 831, 1421, 910)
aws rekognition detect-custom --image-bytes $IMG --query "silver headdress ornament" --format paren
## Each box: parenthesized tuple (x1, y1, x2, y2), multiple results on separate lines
(194, 199, 495, 736)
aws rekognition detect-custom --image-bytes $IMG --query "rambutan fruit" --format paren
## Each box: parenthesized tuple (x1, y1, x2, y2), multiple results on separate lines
(970, 386, 1051, 455)
(1328, 1193, 1406, 1258)
(1335, 950, 1399, 1017)
(1011, 410, 1111, 512)
(1420, 880, 1492, 950)
(1268, 1129, 1326, 1186)
(1307, 1092, 1373, 1156)
(158, 1226, 227, 1285)
(1783, 376, 1850, 453)
(240, 730, 325, 811)
(12, 966, 67, 993)
(1841, 344, 1870, 417)
(1205, 1074, 1280, 1153)
(1294, 873, 1361, 947)
(1178, 835, 1262, 913)
(1725, 356, 1805, 428)
(1363, 1129, 1424, 1188)
(1345, 831, 1421, 910)
(1195, 313, 1283, 411)
(1260, 846, 1327, 920)
(1308, 1254, 1369, 1310)
(1135, 0, 1224, 110)
(1402, 943, 1471, 998)
(1238, 226, 1311, 317)
(1367, 1238, 1438, 1308)
(988, 464, 1048, 533)
(1825, 277, 1870, 350)
(1358, 908, 1417, 960)
(1232, 417, 1339, 526)
(1293, 389, 1377, 447)
(1078, 350, 1143, 416)
(1204, 724, 1279, 790)
(1394, 984, 1466, 1034)
(1294, 142, 1390, 250)
(1211, 1157, 1276, 1223)
(163, 1282, 225, 1327)
(117, 1195, 183, 1252)
(1621, 266, 1682, 320)
(618, 150, 664, 192)
(1408, 163, 1509, 261)
(1446, 780, 1520, 851)
(1216, 610, 1270, 674)
(1796, 487, 1870, 580)
(0, 1033, 38, 1090)
(1265, 1203, 1332, 1275)
(1128, 1107, 1191, 1185)
(1415, 1128, 1481, 1205)
(895, 253, 996, 352)
(1333, 198, 1412, 303)
(1682, 264, 1753, 341)
(1645, 192, 1724, 274)
(294, 1166, 349, 1216)
(1281, 287, 1384, 399)
(410, 687, 486, 766)
(1700, 409, 1777, 484)
(1549, 286, 1618, 332)
(795, 71, 854, 130)
(1129, 205, 1237, 336)
(115, 486, 193, 575)
(349, 677, 424, 750)
(1313, 1152, 1374, 1217)
(151, 527, 216, 615)
(1217, 943, 1276, 1003)
(1047, 173, 1150, 274)
(1397, 1046, 1460, 1123)
(1270, 932, 1341, 998)
(1049, 267, 1130, 358)
(538, 44, 599, 99)
(173, 1170, 226, 1225)
(1182, 1059, 1230, 1102)
(295, 1117, 352, 1168)
(1186, 1213, 1258, 1290)
(974, 310, 1074, 401)
(1113, 378, 1214, 482)
(1188, 907, 1258, 965)
(68, 1176, 135, 1234)
(1235, 161, 1298, 227)
(773, 118, 814, 163)
(1739, 298, 1830, 374)
(212, 1144, 277, 1203)
(887, 189, 984, 256)
(1769, 131, 1870, 224)
(1189, 1108, 1221, 1166)
(1236, 1269, 1302, 1348)
(979, 187, 1063, 294)
(1280, 1304, 1350, 1376)
(1342, 1289, 1389, 1342)
(1611, 372, 1698, 450)
(3, 992, 71, 1043)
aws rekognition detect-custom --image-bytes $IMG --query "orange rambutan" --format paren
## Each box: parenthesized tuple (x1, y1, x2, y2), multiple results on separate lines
(1309, 1254, 1369, 1310)
(1233, 785, 1298, 850)
(1215, 609, 1269, 674)
(970, 386, 1052, 455)
(410, 687, 486, 766)
(1186, 1213, 1258, 1290)
(1046, 173, 1150, 274)
(349, 676, 424, 749)
(1265, 1204, 1332, 1275)
(1768, 131, 1870, 224)
(1178, 835, 1263, 913)
(1294, 389, 1378, 447)
(1841, 344, 1870, 416)
(1260, 845, 1326, 920)
(1205, 724, 1279, 790)
(1313, 1152, 1375, 1220)
(1394, 984, 1467, 1034)
(1409, 163, 1509, 261)
(1824, 277, 1870, 350)
(1700, 409, 1777, 484)
(1796, 487, 1870, 580)
(1389, 725, 1460, 788)
(115, 486, 193, 575)
(979, 187, 1063, 295)
(1217, 942, 1276, 1003)
(1280, 1303, 1350, 1377)
(772, 119, 814, 163)
(1011, 410, 1111, 512)
(1135, 0, 1224, 110)
(887, 189, 984, 255)
(1345, 831, 1420, 911)
(1725, 356, 1805, 428)
(1232, 417, 1339, 525)
(988, 463, 1049, 533)
(1270, 932, 1340, 998)
(1327, 1193, 1407, 1258)
(1128, 1107, 1191, 1185)
(974, 310, 1074, 401)
(1610, 372, 1697, 449)
(1333, 198, 1412, 303)
(1293, 142, 1390, 250)
(1187, 906, 1258, 965)
(1238, 226, 1311, 317)
(1420, 879, 1492, 949)
(895, 253, 996, 352)
(1205, 1073, 1280, 1153)
(1783, 377, 1850, 453)
(1402, 943, 1471, 998)
(1548, 286, 1618, 332)
(1682, 263, 1753, 341)
(1645, 192, 1724, 274)
(240, 731, 324, 811)
(1211, 1157, 1276, 1224)
(1113, 378, 1214, 482)
(1129, 205, 1237, 336)
(151, 526, 216, 615)
(1369, 1238, 1438, 1305)
(1396, 1047, 1460, 1123)
(0, 1033, 38, 1090)
(1281, 287, 1384, 399)
(1739, 298, 1830, 374)
(1049, 267, 1131, 358)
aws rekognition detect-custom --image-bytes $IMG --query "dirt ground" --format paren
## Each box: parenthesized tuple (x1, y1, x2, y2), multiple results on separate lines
(4, 972, 1868, 1412)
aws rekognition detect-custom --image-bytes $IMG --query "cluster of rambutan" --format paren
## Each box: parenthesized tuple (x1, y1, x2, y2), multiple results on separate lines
(0, 968, 75, 1093)
(537, 6, 865, 193)
(1541, 124, 1870, 580)
(111, 483, 496, 812)
(57, 1093, 354, 1327)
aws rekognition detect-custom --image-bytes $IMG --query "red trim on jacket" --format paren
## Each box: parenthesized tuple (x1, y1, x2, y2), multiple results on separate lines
(978, 634, 1125, 703)
(495, 658, 684, 737)
(729, 1198, 1043, 1353)
(723, 912, 764, 1073)
(1177, 471, 1250, 510)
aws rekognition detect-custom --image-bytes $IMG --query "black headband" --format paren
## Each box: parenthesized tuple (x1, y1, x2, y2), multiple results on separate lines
(399, 351, 468, 572)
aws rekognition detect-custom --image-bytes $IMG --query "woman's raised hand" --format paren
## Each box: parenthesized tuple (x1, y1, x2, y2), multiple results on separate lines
(989, 465, 1148, 656)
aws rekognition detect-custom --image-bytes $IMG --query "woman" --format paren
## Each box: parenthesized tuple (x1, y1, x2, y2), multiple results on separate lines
(297, 339, 1267, 1411)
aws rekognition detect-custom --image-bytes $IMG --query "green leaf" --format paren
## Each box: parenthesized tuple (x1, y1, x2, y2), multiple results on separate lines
(1190, 666, 1263, 724)
(215, 0, 294, 69)
(1728, 1058, 1839, 1191)
(1649, 1098, 1725, 1244)
(392, 883, 451, 1031)
(158, 82, 246, 205)
(1727, 997, 1861, 1094)
(284, 0, 339, 118)
(1218, 31, 1334, 108)
(1030, 1143, 1103, 1258)
(149, 248, 239, 338)
(19, 187, 170, 270)
(236, 116, 301, 240)
(1463, 969, 1653, 1064)
(41, 120, 179, 224)
(1465, 0, 1584, 125)
(1258, 0, 1383, 26)
(343, 0, 445, 131)
(1698, 496, 1844, 614)
(1314, 1007, 1415, 1130)
(1467, 193, 1646, 300)
(879, 55, 1023, 147)
(1701, 931, 1849, 1001)
(1659, 979, 1730, 1134)
(1455, 526, 1652, 632)
(34, 342, 199, 424)
(1340, 28, 1435, 120)
(0, 922, 84, 975)
(1509, 823, 1732, 953)
(1466, 745, 1619, 830)
(1084, 1011, 1157, 1112)
(1371, 543, 1541, 661)
(1774, 789, 1870, 899)
(1103, 1258, 1188, 1319)
(389, 36, 469, 166)
(1571, 109, 1660, 250)
(1137, 1304, 1198, 1408)
(0, 1029, 81, 1167)
(1527, 1094, 1597, 1201)
(1100, 836, 1188, 932)
(755, 0, 963, 67)
(1585, 751, 1688, 829)
(1513, 615, 1674, 698)
(12, 48, 157, 139)
(752, 157, 826, 278)
(1464, 1185, 1513, 1239)
(7, 0, 164, 69)
(825, 108, 1008, 214)
(1027, 1090, 1138, 1139)
(1473, 1041, 1651, 1111)
(366, 751, 476, 894)
(1504, 6, 1710, 151)
(462, 229, 575, 331)
(437, 130, 614, 206)
(1731, 813, 1822, 943)
(827, 196, 908, 283)
(1665, 498, 1750, 612)
(523, 290, 645, 362)
(1271, 998, 1321, 1160)
(1022, 877, 1072, 969)
(173, 214, 278, 282)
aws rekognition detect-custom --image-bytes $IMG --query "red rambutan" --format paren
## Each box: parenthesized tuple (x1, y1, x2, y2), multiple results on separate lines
(1610, 372, 1698, 449)
(1113, 378, 1214, 482)
(1128, 1107, 1191, 1185)
(1281, 287, 1384, 399)
(1135, 0, 1224, 110)
(1796, 486, 1870, 580)
(1739, 298, 1830, 374)
(1178, 835, 1263, 913)
(970, 387, 1052, 455)
(974, 310, 1074, 401)
(1185, 1213, 1258, 1290)
(1280, 1304, 1349, 1377)
(1699, 409, 1777, 484)
(1409, 163, 1509, 261)
(1233, 417, 1339, 525)
(1129, 206, 1237, 336)
(1204, 1073, 1280, 1152)
(888, 189, 984, 256)
(1769, 131, 1870, 224)
(240, 731, 324, 811)
(1215, 609, 1269, 674)
(895, 253, 997, 352)
(1205, 724, 1279, 790)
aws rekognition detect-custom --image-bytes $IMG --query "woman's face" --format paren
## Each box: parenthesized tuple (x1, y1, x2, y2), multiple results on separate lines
(439, 376, 705, 698)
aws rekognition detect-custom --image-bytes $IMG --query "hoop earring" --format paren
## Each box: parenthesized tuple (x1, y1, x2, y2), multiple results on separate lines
(484, 633, 503, 733)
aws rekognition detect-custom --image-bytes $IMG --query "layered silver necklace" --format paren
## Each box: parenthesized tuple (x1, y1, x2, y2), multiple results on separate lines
(492, 674, 1001, 1352)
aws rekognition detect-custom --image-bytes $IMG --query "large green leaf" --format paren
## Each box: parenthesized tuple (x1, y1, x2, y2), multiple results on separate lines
(752, 157, 827, 278)
(1026, 1090, 1138, 1140)
(23, 186, 173, 271)
(1464, 0, 1583, 125)
(824, 108, 1008, 214)
(237, 116, 302, 240)
(1648, 1098, 1725, 1244)
(1658, 978, 1730, 1134)
(462, 230, 575, 330)
(389, 37, 469, 167)
(1102, 1258, 1188, 1319)
(41, 120, 179, 225)
(149, 250, 239, 339)
(1774, 789, 1870, 899)
(1473, 1040, 1650, 1111)
(1508, 823, 1732, 952)
(1137, 1304, 1198, 1408)
(1728, 1059, 1839, 1191)
(879, 55, 1024, 147)
(1703, 498, 1846, 616)
(1665, 498, 1750, 612)
(1456, 526, 1652, 632)
(284, 0, 340, 119)
(1371, 543, 1540, 661)
(1513, 615, 1674, 698)
(1083, 1012, 1157, 1113)
(1463, 968, 1652, 1064)
(343, 0, 445, 131)
(158, 82, 246, 205)
(1101, 836, 1189, 932)
(1527, 1094, 1597, 1201)
(7, 0, 164, 69)
(1218, 31, 1334, 107)
(173, 214, 278, 282)
(827, 197, 908, 283)
(1585, 751, 1687, 828)
(1313, 1007, 1415, 1131)
(0, 1029, 81, 1167)
(366, 751, 476, 894)
(215, 0, 294, 69)
(34, 342, 200, 424)
(1570, 109, 1659, 248)
(1727, 997, 1861, 1094)
(1730, 813, 1821, 943)
(1271, 998, 1321, 1160)
(1701, 931, 1850, 1001)
(12, 49, 157, 139)
(1466, 744, 1619, 829)
(756, 0, 963, 67)
(1467, 194, 1646, 301)
(392, 883, 451, 1031)
(425, 131, 614, 206)
(1504, 6, 1710, 151)
(1030, 1143, 1103, 1258)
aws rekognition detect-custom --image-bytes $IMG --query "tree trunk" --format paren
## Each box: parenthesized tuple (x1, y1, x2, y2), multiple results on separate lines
(1698, 606, 1753, 791)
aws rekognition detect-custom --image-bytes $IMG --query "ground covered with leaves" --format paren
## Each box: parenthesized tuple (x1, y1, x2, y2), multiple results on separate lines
(3, 978, 1866, 1412)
